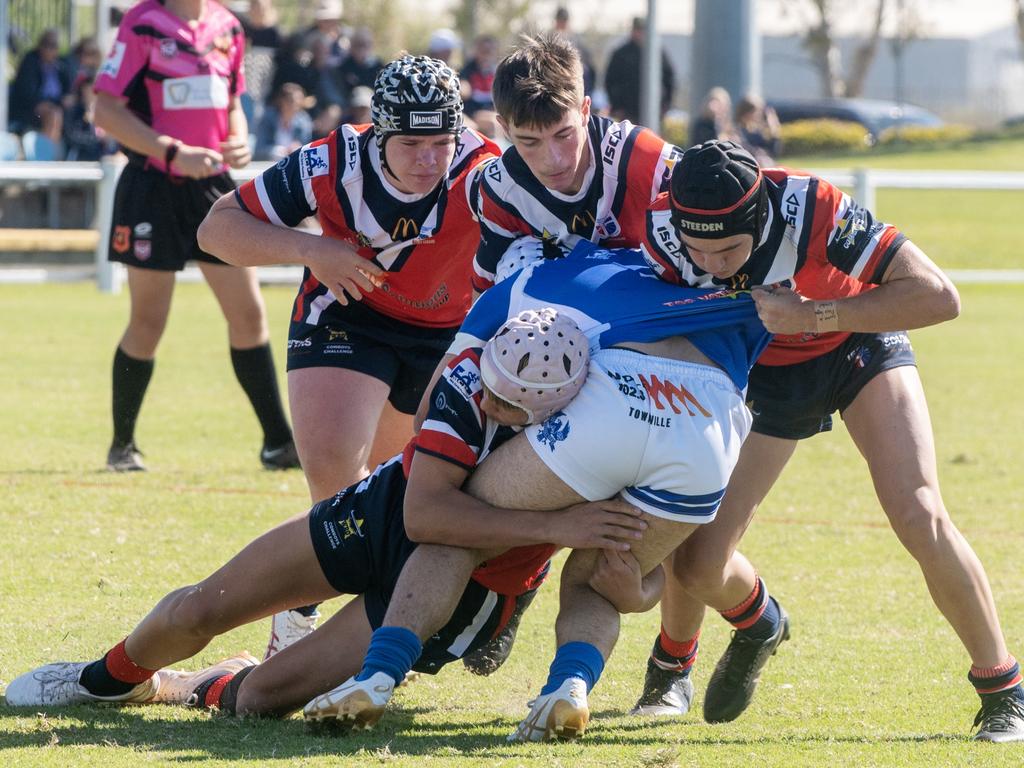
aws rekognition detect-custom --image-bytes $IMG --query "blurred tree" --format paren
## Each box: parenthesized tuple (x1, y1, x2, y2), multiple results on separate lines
(1016, 0, 1024, 56)
(776, 0, 931, 98)
(451, 0, 533, 45)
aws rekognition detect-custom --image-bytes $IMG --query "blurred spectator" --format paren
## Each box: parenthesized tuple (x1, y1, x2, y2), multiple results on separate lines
(307, 0, 347, 68)
(341, 85, 372, 125)
(65, 37, 103, 85)
(9, 28, 72, 137)
(553, 6, 595, 96)
(270, 32, 319, 104)
(254, 82, 314, 160)
(242, 0, 283, 50)
(336, 27, 383, 102)
(460, 34, 498, 117)
(308, 32, 347, 114)
(690, 86, 738, 146)
(466, 109, 499, 141)
(63, 73, 116, 161)
(734, 92, 782, 166)
(604, 17, 675, 127)
(427, 28, 461, 65)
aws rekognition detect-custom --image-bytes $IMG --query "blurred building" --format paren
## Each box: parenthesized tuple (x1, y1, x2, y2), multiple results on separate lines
(592, 25, 1024, 126)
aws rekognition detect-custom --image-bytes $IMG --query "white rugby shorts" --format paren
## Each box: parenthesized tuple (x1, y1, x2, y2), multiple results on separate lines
(524, 348, 751, 523)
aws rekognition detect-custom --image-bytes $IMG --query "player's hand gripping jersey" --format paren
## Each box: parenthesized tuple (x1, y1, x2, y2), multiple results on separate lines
(472, 115, 683, 291)
(236, 124, 499, 327)
(452, 242, 771, 392)
(94, 0, 245, 173)
(641, 168, 906, 366)
(405, 349, 554, 597)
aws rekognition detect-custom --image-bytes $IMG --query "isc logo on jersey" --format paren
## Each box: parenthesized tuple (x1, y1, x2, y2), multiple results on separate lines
(300, 146, 330, 180)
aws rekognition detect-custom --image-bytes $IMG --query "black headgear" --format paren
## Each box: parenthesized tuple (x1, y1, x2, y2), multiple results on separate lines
(669, 140, 769, 243)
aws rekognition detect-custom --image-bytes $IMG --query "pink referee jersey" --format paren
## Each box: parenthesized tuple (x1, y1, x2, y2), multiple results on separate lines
(95, 0, 246, 172)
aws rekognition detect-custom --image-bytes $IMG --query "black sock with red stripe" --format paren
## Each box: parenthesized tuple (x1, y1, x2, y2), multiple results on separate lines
(650, 627, 699, 675)
(969, 656, 1024, 702)
(719, 576, 781, 641)
(79, 639, 158, 697)
(189, 665, 255, 715)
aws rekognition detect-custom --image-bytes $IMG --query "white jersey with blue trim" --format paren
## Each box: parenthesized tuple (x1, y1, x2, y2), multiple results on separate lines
(449, 242, 771, 391)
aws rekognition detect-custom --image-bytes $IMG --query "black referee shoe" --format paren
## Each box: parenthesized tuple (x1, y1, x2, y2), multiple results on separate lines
(703, 607, 790, 723)
(106, 441, 146, 472)
(260, 439, 300, 470)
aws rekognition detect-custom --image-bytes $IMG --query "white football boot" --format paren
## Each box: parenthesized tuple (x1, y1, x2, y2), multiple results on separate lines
(263, 609, 319, 660)
(507, 677, 590, 742)
(303, 671, 395, 730)
(152, 652, 259, 706)
(5, 661, 158, 707)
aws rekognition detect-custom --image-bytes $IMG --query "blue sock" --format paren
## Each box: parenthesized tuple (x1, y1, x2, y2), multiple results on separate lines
(356, 626, 422, 685)
(540, 641, 605, 695)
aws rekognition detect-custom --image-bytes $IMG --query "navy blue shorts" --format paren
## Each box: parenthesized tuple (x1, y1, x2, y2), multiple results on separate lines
(108, 162, 234, 271)
(747, 331, 917, 440)
(307, 457, 521, 673)
(287, 299, 458, 415)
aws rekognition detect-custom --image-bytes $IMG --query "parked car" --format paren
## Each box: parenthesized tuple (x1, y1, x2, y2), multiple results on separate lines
(767, 97, 943, 141)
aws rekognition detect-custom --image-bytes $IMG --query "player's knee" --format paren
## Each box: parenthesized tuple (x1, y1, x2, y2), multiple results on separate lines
(670, 544, 730, 597)
(884, 488, 952, 554)
(161, 585, 229, 638)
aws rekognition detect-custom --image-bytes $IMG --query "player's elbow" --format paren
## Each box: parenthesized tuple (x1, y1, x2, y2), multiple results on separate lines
(196, 195, 233, 257)
(939, 280, 961, 322)
(402, 491, 441, 544)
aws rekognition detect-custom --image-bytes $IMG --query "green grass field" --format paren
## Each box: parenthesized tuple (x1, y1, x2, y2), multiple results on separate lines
(1, 279, 1023, 767)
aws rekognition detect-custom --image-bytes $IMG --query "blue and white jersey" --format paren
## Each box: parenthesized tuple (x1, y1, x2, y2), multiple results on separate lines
(449, 242, 771, 391)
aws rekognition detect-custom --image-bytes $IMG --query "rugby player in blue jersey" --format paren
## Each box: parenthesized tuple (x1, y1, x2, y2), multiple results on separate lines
(305, 242, 772, 741)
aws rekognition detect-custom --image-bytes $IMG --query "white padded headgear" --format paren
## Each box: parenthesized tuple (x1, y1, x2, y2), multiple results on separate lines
(480, 308, 589, 423)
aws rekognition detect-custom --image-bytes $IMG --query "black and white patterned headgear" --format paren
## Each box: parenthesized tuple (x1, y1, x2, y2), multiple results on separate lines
(371, 55, 464, 149)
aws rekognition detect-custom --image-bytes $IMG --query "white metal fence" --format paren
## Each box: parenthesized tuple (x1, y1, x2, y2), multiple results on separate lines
(1, 159, 1023, 291)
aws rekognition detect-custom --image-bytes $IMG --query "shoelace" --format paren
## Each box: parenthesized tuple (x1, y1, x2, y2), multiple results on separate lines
(974, 694, 1024, 731)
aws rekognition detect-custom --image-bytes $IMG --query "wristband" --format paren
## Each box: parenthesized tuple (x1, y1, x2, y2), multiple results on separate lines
(164, 140, 181, 171)
(814, 300, 840, 333)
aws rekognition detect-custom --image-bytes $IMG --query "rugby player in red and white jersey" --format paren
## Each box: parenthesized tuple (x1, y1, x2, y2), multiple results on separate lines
(470, 32, 683, 294)
(198, 56, 499, 655)
(637, 140, 1024, 742)
(5, 312, 650, 718)
(94, 0, 296, 474)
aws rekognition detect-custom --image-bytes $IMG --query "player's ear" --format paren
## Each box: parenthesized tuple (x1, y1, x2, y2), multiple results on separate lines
(580, 96, 591, 122)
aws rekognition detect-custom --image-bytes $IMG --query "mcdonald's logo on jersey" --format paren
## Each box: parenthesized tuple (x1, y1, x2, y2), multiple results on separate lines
(729, 273, 750, 290)
(391, 217, 419, 241)
(569, 210, 595, 235)
(639, 374, 711, 417)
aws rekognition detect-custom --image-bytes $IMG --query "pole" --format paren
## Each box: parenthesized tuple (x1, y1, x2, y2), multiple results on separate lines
(690, 0, 759, 132)
(640, 0, 661, 132)
(95, 154, 125, 294)
(0, 0, 9, 132)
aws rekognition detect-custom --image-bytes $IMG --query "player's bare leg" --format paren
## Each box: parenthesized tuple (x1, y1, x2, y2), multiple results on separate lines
(844, 366, 1024, 741)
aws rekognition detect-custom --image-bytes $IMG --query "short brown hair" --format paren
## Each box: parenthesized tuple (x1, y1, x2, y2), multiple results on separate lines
(492, 33, 583, 129)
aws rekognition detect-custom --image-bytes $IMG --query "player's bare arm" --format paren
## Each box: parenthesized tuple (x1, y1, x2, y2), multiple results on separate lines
(404, 451, 647, 551)
(197, 194, 382, 303)
(751, 240, 959, 335)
